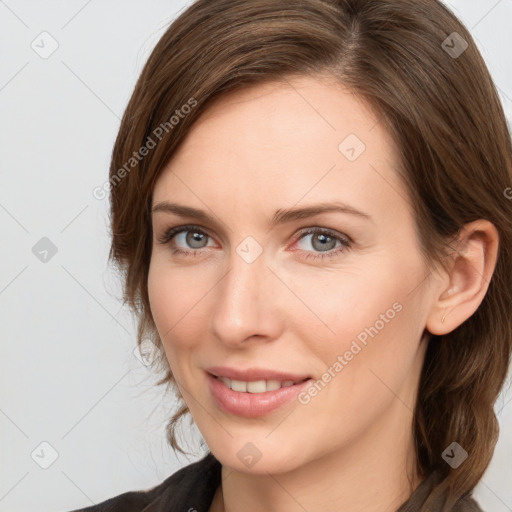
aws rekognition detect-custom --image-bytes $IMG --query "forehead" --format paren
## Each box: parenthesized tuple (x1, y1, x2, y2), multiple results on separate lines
(179, 76, 382, 154)
(152, 75, 407, 221)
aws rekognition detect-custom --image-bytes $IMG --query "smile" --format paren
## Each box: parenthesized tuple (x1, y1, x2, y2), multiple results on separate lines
(207, 372, 313, 417)
(217, 376, 310, 393)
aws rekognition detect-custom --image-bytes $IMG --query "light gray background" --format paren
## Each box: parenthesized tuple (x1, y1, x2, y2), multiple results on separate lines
(1, 1, 511, 511)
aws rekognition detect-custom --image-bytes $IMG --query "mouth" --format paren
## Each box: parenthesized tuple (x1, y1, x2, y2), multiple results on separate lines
(210, 374, 312, 393)
(206, 372, 314, 418)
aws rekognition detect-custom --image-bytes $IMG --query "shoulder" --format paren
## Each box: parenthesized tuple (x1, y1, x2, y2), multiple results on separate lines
(65, 451, 221, 512)
(452, 494, 484, 512)
(397, 470, 485, 512)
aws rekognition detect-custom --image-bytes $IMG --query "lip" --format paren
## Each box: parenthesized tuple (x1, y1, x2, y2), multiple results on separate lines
(206, 371, 313, 418)
(206, 366, 311, 382)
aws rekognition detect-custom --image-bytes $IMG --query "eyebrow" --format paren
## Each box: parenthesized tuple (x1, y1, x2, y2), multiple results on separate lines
(151, 200, 372, 228)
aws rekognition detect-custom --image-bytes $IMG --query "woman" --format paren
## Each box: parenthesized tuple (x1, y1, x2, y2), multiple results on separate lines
(71, 0, 512, 510)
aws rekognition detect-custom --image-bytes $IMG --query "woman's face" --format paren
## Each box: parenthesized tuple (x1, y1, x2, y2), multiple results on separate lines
(148, 75, 439, 474)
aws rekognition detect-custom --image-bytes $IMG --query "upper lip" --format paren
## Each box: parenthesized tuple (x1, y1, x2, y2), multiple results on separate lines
(206, 366, 311, 382)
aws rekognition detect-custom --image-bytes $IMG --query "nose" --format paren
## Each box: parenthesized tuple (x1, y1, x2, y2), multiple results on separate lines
(210, 246, 283, 348)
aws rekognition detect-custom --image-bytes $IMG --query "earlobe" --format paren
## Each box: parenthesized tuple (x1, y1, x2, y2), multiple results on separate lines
(426, 220, 499, 336)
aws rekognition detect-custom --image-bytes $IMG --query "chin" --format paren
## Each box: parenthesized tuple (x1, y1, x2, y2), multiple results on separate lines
(212, 441, 307, 475)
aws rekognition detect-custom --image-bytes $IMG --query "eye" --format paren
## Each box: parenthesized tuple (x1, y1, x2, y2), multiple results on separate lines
(157, 224, 352, 260)
(156, 225, 214, 256)
(293, 228, 351, 260)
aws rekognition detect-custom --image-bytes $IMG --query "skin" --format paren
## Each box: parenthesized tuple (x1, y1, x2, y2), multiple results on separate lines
(147, 75, 499, 512)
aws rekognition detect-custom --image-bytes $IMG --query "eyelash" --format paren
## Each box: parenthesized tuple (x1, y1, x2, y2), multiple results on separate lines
(157, 224, 352, 261)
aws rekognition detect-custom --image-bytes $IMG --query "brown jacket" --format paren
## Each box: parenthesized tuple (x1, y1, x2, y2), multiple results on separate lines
(67, 452, 483, 512)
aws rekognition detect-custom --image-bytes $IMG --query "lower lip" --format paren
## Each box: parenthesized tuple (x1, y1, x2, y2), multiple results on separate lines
(207, 372, 313, 418)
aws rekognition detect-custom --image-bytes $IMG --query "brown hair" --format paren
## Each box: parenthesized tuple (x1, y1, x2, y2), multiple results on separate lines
(107, 0, 512, 508)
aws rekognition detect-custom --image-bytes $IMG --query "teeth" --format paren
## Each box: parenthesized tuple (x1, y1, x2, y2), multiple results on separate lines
(231, 379, 247, 392)
(265, 380, 282, 391)
(218, 377, 304, 393)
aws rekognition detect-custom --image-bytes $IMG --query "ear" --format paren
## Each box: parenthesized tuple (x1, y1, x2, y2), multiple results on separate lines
(425, 220, 499, 336)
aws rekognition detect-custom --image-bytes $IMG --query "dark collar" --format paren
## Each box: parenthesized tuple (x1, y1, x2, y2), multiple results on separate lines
(75, 452, 482, 512)
(147, 454, 482, 512)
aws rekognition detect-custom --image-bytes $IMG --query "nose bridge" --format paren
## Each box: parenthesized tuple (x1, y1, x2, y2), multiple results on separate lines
(210, 240, 280, 345)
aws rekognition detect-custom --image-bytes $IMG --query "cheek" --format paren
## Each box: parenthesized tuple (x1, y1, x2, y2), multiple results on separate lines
(148, 261, 199, 349)
(293, 254, 426, 386)
(295, 282, 424, 440)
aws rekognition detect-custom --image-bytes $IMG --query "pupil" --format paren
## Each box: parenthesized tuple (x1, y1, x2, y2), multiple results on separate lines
(314, 233, 334, 251)
(188, 232, 205, 248)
